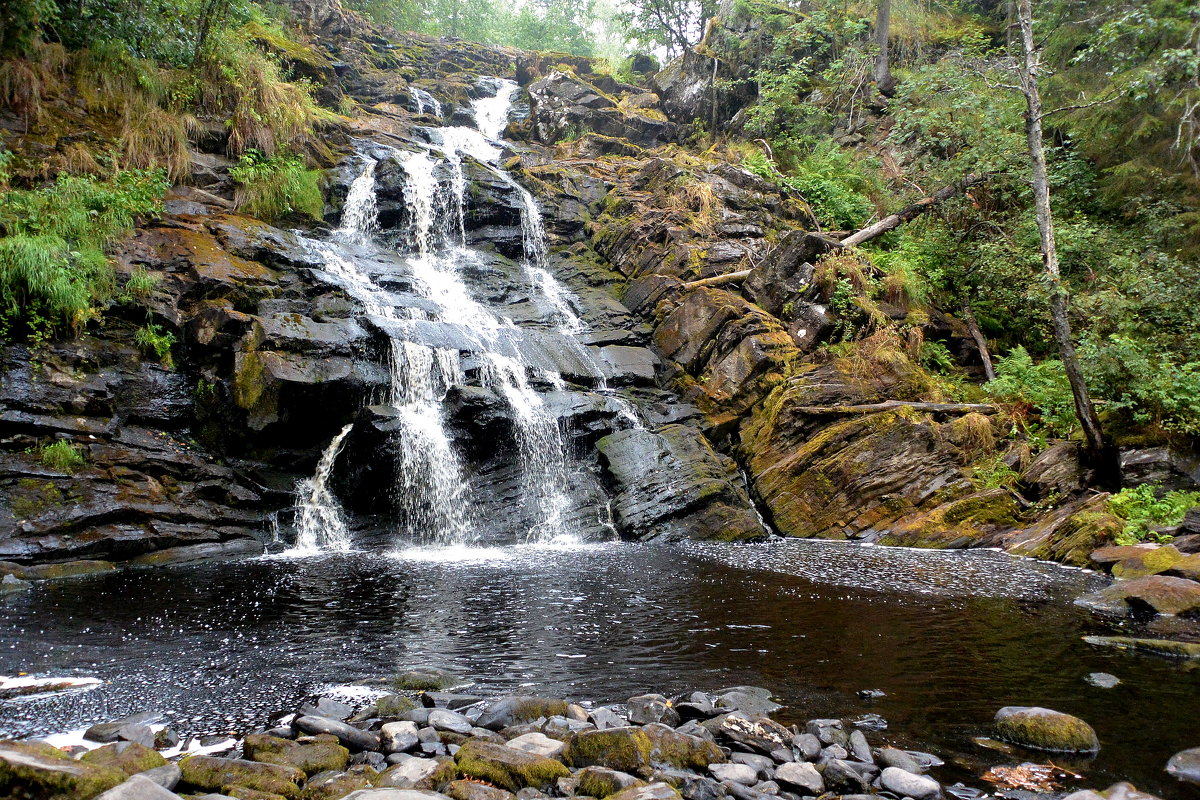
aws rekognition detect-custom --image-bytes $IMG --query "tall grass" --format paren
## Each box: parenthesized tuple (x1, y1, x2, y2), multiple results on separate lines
(0, 170, 168, 335)
(229, 150, 323, 221)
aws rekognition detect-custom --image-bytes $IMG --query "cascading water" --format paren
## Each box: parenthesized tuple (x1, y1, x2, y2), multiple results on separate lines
(291, 77, 641, 552)
(291, 424, 355, 553)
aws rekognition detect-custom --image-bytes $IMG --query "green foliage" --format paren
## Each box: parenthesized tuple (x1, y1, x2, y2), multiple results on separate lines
(1080, 334, 1200, 436)
(919, 339, 954, 373)
(40, 439, 85, 472)
(743, 140, 877, 230)
(985, 347, 1078, 438)
(971, 453, 1020, 491)
(134, 323, 176, 366)
(0, 170, 168, 336)
(229, 150, 323, 221)
(123, 268, 159, 301)
(1108, 483, 1200, 545)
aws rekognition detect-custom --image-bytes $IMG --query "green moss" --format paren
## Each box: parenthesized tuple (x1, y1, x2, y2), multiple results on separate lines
(389, 668, 462, 691)
(11, 478, 63, 518)
(563, 728, 654, 774)
(1111, 545, 1183, 578)
(454, 740, 569, 792)
(180, 755, 305, 799)
(243, 734, 349, 776)
(576, 767, 645, 798)
(300, 770, 373, 800)
(375, 694, 420, 716)
(994, 707, 1099, 753)
(0, 740, 126, 800)
(224, 787, 290, 800)
(81, 742, 167, 775)
(1083, 635, 1200, 659)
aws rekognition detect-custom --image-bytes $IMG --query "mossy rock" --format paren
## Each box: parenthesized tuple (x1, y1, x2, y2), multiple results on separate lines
(576, 766, 646, 798)
(377, 694, 420, 717)
(244, 733, 349, 776)
(641, 724, 725, 772)
(225, 786, 291, 800)
(180, 755, 305, 799)
(1083, 635, 1200, 659)
(475, 696, 569, 730)
(300, 769, 373, 800)
(453, 739, 569, 792)
(80, 741, 167, 775)
(445, 777, 518, 800)
(0, 739, 126, 799)
(390, 668, 464, 692)
(1111, 545, 1183, 578)
(994, 707, 1099, 753)
(562, 727, 654, 774)
(23, 560, 117, 580)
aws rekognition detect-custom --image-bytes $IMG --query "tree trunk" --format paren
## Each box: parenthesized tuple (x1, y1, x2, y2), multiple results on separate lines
(874, 0, 895, 96)
(1016, 0, 1106, 455)
(682, 269, 752, 288)
(961, 302, 996, 382)
(838, 174, 985, 248)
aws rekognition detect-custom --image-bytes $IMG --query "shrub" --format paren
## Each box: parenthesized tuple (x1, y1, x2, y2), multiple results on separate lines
(123, 268, 159, 300)
(134, 323, 175, 366)
(985, 346, 1078, 437)
(1108, 483, 1200, 545)
(229, 149, 323, 221)
(40, 440, 85, 472)
(0, 170, 167, 336)
(743, 140, 877, 230)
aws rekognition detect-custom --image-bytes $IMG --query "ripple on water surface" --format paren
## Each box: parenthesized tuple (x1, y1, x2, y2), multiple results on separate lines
(1, 540, 1198, 798)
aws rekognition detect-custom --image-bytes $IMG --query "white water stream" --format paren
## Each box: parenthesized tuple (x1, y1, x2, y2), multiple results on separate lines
(292, 79, 639, 551)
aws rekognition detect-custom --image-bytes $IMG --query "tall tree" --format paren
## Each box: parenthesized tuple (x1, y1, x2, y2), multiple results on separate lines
(874, 0, 894, 96)
(1014, 0, 1106, 455)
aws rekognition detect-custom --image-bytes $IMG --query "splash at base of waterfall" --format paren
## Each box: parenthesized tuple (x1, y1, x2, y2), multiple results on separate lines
(286, 424, 356, 555)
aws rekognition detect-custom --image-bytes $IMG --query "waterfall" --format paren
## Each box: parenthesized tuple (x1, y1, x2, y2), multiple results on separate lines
(294, 77, 643, 551)
(411, 87, 443, 119)
(291, 424, 355, 553)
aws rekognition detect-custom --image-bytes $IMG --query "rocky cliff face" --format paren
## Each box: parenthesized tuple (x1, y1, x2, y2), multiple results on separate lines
(2, 16, 1193, 572)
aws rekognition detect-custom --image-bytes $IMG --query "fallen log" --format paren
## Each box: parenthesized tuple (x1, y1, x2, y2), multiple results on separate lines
(838, 174, 986, 248)
(681, 269, 753, 289)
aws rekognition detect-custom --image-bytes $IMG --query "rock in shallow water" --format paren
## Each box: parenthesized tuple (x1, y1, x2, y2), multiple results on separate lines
(994, 706, 1100, 753)
(1086, 672, 1121, 688)
(1167, 747, 1200, 785)
(880, 766, 942, 800)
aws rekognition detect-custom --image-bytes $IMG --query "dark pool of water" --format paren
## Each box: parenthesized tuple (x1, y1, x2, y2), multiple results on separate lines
(2, 539, 1198, 797)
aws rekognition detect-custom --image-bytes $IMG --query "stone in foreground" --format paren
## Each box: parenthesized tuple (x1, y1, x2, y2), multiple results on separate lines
(994, 707, 1100, 753)
(453, 739, 569, 792)
(179, 755, 305, 799)
(1167, 747, 1200, 785)
(94, 774, 182, 800)
(880, 766, 942, 800)
(0, 739, 126, 799)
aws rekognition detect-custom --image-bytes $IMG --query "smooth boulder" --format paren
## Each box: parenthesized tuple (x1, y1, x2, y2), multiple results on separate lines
(0, 740, 126, 799)
(1167, 747, 1200, 785)
(453, 739, 569, 792)
(994, 707, 1100, 753)
(179, 755, 305, 799)
(880, 767, 942, 800)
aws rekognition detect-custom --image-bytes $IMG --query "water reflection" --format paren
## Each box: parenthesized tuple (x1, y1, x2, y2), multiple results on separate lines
(1, 540, 1198, 797)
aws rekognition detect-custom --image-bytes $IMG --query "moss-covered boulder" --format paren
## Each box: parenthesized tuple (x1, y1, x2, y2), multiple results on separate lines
(1004, 494, 1122, 566)
(300, 769, 374, 800)
(1110, 545, 1183, 578)
(225, 786, 290, 800)
(374, 756, 456, 790)
(1076, 575, 1200, 617)
(445, 778, 517, 800)
(605, 782, 682, 800)
(377, 694, 421, 717)
(994, 707, 1100, 753)
(562, 727, 654, 774)
(1082, 635, 1200, 659)
(453, 739, 569, 792)
(475, 696, 568, 730)
(80, 741, 167, 775)
(563, 725, 723, 778)
(179, 755, 305, 799)
(576, 766, 646, 798)
(244, 733, 349, 776)
(0, 739, 126, 799)
(391, 668, 464, 692)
